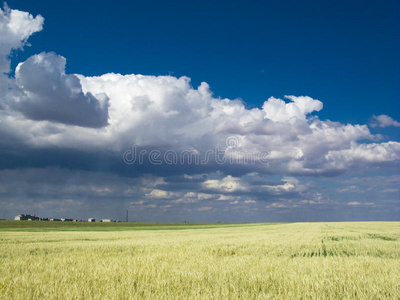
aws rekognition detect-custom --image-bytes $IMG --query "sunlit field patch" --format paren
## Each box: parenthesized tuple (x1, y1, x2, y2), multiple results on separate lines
(0, 221, 399, 299)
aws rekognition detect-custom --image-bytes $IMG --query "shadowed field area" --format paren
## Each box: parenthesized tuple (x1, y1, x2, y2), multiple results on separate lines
(0, 222, 399, 299)
(0, 220, 271, 231)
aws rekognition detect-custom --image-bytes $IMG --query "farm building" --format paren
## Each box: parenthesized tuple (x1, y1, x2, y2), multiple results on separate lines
(101, 219, 112, 222)
(88, 218, 96, 222)
(14, 214, 38, 221)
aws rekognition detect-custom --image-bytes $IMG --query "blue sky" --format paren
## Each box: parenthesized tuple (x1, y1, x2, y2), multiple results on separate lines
(0, 0, 399, 221)
(9, 0, 400, 122)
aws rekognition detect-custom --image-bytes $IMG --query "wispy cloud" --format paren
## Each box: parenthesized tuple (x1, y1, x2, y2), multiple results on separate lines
(369, 114, 400, 128)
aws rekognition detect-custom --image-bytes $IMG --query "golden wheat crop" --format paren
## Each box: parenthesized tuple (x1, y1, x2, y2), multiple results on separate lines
(0, 222, 399, 299)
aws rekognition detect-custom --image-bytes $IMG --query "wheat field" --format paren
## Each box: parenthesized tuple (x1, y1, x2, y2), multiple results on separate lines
(0, 222, 399, 299)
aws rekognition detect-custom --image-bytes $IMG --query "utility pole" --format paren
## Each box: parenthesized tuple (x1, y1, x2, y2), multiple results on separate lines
(126, 210, 128, 223)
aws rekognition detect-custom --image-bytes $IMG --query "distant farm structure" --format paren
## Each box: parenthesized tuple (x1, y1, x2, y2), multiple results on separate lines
(14, 214, 47, 221)
(13, 215, 120, 222)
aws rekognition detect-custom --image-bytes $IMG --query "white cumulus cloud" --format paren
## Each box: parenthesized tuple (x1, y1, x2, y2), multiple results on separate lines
(0, 4, 43, 74)
(0, 4, 43, 105)
(12, 52, 109, 128)
(202, 175, 248, 193)
(147, 189, 175, 199)
(0, 5, 399, 179)
(370, 114, 400, 128)
(262, 95, 323, 122)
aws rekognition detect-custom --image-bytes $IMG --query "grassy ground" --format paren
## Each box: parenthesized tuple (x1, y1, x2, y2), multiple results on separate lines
(0, 220, 257, 232)
(0, 221, 399, 299)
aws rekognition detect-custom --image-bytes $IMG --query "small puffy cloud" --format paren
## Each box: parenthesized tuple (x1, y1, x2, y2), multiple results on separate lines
(262, 177, 306, 194)
(147, 189, 175, 199)
(262, 95, 322, 122)
(347, 202, 374, 206)
(217, 195, 233, 201)
(184, 192, 214, 200)
(131, 200, 144, 205)
(266, 202, 288, 209)
(172, 198, 197, 204)
(202, 175, 248, 193)
(217, 195, 242, 201)
(144, 204, 157, 208)
(369, 114, 400, 128)
(12, 52, 109, 128)
(172, 192, 214, 204)
(338, 185, 362, 193)
(195, 206, 213, 211)
(244, 200, 256, 204)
